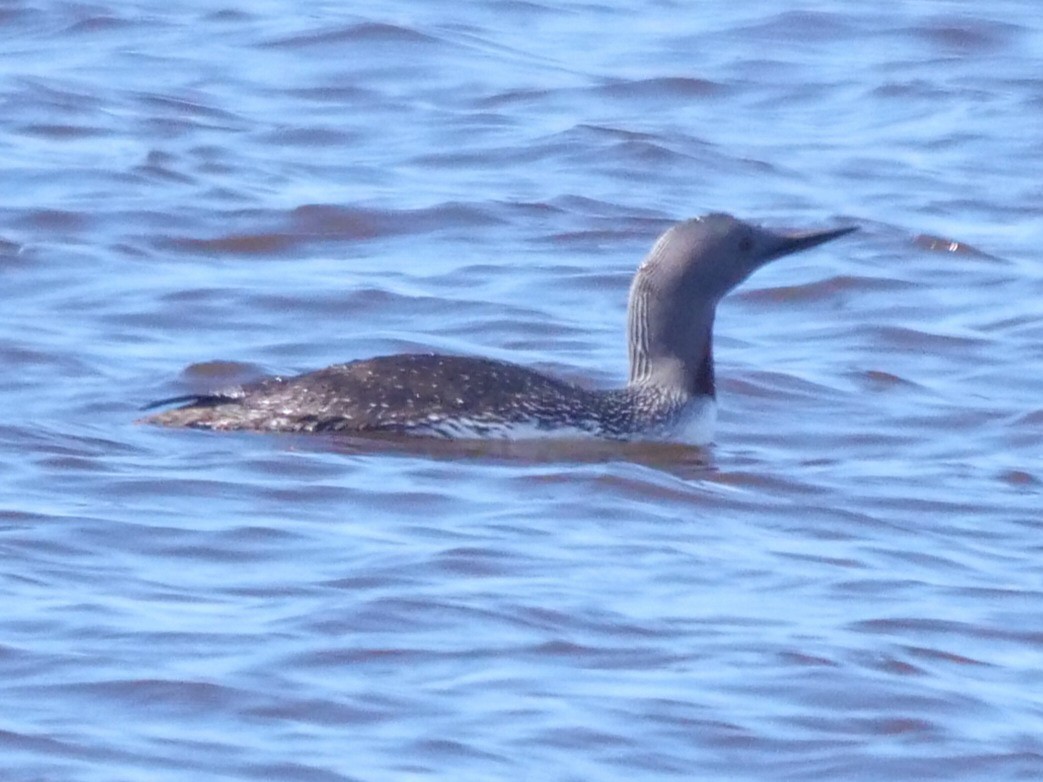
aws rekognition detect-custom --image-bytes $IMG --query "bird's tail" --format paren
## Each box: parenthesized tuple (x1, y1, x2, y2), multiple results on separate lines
(136, 393, 243, 428)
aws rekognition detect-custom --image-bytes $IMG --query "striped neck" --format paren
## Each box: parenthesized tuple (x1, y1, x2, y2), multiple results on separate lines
(626, 272, 716, 399)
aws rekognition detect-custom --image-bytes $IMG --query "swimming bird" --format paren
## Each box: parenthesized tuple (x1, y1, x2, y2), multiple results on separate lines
(141, 213, 856, 442)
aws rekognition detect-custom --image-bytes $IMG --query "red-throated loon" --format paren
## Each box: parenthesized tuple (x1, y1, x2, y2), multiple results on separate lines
(140, 213, 856, 442)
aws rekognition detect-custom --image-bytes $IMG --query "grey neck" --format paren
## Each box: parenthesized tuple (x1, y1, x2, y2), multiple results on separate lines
(626, 274, 716, 399)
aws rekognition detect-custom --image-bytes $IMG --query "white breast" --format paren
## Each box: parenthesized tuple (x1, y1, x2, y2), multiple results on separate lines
(406, 396, 716, 444)
(664, 396, 717, 445)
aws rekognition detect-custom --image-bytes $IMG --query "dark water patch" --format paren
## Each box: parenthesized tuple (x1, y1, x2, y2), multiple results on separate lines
(169, 232, 300, 255)
(0, 342, 94, 380)
(723, 371, 846, 402)
(489, 0, 568, 17)
(278, 84, 384, 103)
(434, 546, 527, 577)
(850, 369, 920, 391)
(257, 479, 459, 512)
(63, 14, 140, 35)
(0, 527, 95, 564)
(535, 124, 716, 170)
(869, 324, 992, 352)
(30, 678, 247, 716)
(407, 738, 509, 768)
(270, 285, 496, 322)
(155, 202, 509, 256)
(851, 617, 1043, 646)
(550, 194, 669, 221)
(739, 274, 916, 304)
(292, 202, 506, 237)
(997, 469, 1038, 488)
(17, 123, 109, 139)
(977, 311, 1043, 334)
(778, 650, 841, 668)
(14, 209, 91, 232)
(135, 92, 245, 124)
(740, 10, 856, 42)
(609, 139, 697, 167)
(472, 86, 555, 108)
(0, 4, 39, 27)
(411, 145, 543, 169)
(262, 22, 440, 50)
(7, 78, 106, 116)
(872, 79, 955, 100)
(542, 211, 674, 247)
(238, 761, 361, 782)
(537, 724, 638, 750)
(903, 645, 990, 668)
(260, 126, 360, 147)
(706, 469, 832, 498)
(205, 8, 254, 23)
(524, 639, 684, 669)
(1010, 408, 1043, 426)
(775, 549, 865, 570)
(0, 726, 119, 763)
(141, 524, 313, 565)
(245, 697, 393, 726)
(280, 647, 437, 672)
(913, 17, 1019, 53)
(134, 157, 197, 185)
(158, 287, 243, 306)
(597, 76, 726, 100)
(0, 508, 60, 527)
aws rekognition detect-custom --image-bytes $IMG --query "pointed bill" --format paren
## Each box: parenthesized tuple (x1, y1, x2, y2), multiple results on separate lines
(758, 225, 858, 263)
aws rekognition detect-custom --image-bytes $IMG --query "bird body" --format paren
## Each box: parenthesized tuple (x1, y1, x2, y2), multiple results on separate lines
(141, 214, 855, 443)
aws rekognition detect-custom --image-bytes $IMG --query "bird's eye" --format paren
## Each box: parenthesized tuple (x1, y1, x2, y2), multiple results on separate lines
(739, 236, 754, 253)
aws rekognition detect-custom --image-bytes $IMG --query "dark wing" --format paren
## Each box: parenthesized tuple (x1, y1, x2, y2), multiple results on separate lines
(139, 393, 238, 412)
(139, 353, 587, 433)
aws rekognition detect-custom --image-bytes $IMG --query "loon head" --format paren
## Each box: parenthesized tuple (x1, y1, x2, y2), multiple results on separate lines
(627, 213, 856, 396)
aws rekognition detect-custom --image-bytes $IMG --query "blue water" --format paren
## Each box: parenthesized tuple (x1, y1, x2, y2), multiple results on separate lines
(2, 2, 1043, 780)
